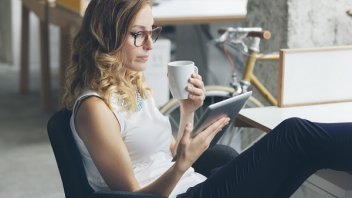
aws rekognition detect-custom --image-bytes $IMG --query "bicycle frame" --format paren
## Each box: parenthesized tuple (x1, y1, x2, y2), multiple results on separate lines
(243, 50, 279, 106)
(220, 29, 280, 107)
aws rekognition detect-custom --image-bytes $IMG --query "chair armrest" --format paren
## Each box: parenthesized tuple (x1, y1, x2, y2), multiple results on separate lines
(91, 190, 163, 198)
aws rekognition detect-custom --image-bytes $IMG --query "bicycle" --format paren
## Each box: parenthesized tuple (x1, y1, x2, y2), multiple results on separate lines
(159, 27, 280, 152)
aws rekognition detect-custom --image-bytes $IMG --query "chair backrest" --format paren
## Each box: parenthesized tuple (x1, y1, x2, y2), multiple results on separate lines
(47, 109, 94, 198)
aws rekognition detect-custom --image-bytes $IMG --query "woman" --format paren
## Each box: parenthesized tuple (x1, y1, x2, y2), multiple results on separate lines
(62, 0, 352, 197)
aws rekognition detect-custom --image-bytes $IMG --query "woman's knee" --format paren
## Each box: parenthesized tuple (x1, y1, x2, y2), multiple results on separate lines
(273, 117, 321, 144)
(277, 117, 331, 147)
(273, 117, 305, 134)
(280, 117, 305, 127)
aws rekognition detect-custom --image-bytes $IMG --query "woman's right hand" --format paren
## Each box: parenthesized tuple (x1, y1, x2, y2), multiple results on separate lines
(174, 116, 230, 172)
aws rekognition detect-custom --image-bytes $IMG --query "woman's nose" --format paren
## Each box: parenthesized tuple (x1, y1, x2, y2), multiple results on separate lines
(143, 36, 154, 50)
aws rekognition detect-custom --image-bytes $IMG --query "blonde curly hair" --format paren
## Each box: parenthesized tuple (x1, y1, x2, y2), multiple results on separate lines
(61, 0, 152, 113)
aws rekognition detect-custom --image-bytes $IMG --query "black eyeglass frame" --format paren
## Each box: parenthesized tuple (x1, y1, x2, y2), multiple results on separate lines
(129, 26, 162, 47)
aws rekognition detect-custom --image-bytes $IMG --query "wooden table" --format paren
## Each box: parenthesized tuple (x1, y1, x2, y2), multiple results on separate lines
(153, 0, 247, 25)
(237, 102, 352, 132)
(20, 0, 82, 110)
(20, 0, 247, 110)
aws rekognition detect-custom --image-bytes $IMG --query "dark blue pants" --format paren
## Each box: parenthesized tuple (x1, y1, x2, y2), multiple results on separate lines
(177, 117, 352, 198)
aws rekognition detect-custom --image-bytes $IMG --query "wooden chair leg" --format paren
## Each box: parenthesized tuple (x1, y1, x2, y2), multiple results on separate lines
(20, 4, 30, 93)
(40, 20, 51, 111)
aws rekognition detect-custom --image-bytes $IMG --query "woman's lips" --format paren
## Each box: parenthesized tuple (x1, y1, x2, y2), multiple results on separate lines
(137, 55, 149, 62)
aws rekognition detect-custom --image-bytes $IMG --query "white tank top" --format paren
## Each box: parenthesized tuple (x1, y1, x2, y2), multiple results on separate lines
(70, 90, 206, 197)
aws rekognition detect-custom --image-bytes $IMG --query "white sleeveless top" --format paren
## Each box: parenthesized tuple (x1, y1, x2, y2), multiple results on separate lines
(70, 90, 206, 197)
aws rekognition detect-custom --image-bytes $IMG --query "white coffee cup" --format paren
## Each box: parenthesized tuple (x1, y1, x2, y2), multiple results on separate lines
(167, 60, 198, 100)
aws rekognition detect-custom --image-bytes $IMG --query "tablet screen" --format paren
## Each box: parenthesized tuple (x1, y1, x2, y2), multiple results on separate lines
(192, 91, 252, 135)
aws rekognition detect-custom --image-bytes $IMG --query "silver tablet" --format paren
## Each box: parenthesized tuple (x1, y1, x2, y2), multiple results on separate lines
(193, 91, 252, 135)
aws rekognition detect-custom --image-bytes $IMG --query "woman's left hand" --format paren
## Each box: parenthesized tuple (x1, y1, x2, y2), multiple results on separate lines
(179, 73, 206, 114)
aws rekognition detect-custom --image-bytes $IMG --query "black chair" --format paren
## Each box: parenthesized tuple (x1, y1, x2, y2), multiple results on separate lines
(47, 109, 238, 198)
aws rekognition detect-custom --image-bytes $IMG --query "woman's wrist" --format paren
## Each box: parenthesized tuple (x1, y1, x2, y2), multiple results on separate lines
(180, 104, 194, 115)
(174, 158, 190, 173)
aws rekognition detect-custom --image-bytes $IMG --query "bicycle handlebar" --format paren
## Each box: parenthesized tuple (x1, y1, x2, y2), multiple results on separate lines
(218, 27, 271, 40)
(248, 31, 271, 40)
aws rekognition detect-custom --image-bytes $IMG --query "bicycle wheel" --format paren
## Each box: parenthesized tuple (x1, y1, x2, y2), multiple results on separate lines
(159, 85, 264, 152)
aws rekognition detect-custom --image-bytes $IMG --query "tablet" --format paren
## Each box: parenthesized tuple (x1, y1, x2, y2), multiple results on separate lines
(193, 91, 252, 135)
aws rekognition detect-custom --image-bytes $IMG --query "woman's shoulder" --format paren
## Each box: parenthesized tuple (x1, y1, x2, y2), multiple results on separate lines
(79, 95, 106, 109)
(75, 93, 110, 121)
(72, 89, 101, 110)
(78, 98, 114, 126)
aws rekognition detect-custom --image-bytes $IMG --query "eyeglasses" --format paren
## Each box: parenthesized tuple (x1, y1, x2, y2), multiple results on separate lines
(129, 26, 162, 47)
